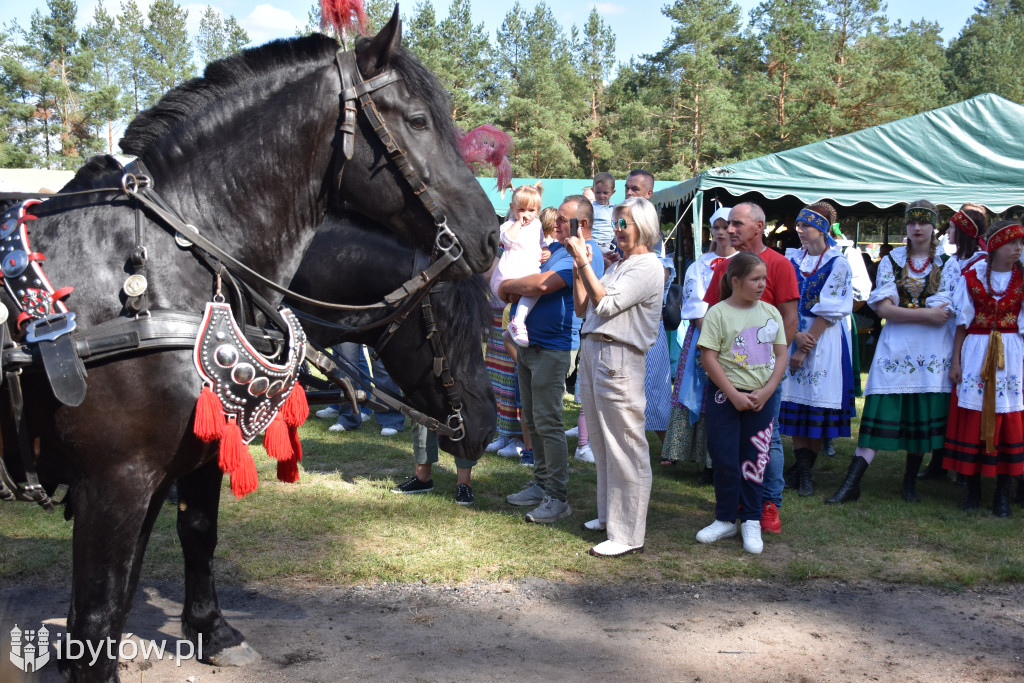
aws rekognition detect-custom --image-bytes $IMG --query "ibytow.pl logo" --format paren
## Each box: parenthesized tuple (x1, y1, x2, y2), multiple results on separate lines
(9, 624, 203, 671)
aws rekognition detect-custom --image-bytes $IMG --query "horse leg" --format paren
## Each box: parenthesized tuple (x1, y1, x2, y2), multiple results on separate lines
(176, 458, 260, 666)
(60, 478, 159, 683)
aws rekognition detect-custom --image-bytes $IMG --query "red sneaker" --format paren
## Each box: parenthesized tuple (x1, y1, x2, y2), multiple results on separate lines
(760, 501, 781, 534)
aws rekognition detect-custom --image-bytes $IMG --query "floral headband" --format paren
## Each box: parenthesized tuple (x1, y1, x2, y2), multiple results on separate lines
(905, 206, 937, 227)
(987, 223, 1024, 254)
(950, 210, 979, 238)
(796, 207, 837, 247)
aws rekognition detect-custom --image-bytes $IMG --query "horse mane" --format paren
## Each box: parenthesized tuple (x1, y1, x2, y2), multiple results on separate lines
(431, 276, 490, 371)
(120, 35, 339, 156)
(121, 33, 457, 157)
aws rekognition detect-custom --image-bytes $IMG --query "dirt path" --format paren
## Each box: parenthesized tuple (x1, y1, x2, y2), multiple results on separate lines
(2, 579, 1023, 682)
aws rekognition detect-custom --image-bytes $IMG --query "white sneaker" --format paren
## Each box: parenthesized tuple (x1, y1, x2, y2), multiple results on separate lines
(508, 321, 529, 347)
(741, 520, 763, 554)
(581, 518, 605, 531)
(497, 438, 524, 458)
(574, 444, 594, 463)
(327, 423, 348, 432)
(316, 406, 339, 420)
(380, 427, 399, 437)
(485, 435, 511, 453)
(565, 426, 579, 438)
(696, 519, 737, 544)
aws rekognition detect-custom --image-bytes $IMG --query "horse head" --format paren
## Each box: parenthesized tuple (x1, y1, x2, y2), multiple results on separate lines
(336, 9, 500, 277)
(287, 209, 496, 460)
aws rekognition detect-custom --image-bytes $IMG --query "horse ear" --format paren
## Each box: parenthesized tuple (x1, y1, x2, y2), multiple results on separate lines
(357, 5, 401, 78)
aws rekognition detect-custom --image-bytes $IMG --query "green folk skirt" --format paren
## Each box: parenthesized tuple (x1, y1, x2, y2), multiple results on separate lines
(857, 392, 951, 453)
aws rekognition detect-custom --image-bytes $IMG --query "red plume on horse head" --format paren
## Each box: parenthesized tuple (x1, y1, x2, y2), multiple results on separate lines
(459, 124, 514, 191)
(321, 0, 368, 35)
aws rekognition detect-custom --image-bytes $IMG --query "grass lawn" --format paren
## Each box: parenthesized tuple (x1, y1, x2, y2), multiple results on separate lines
(2, 383, 1023, 590)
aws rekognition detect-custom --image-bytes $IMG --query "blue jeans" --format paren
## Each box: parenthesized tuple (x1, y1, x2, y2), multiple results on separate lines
(332, 343, 405, 431)
(761, 384, 785, 508)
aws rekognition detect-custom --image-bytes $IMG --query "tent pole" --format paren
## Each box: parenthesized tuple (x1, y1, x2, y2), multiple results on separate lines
(855, 221, 860, 247)
(884, 217, 890, 246)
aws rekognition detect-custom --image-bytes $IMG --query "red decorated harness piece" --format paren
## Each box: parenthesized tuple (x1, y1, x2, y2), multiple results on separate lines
(0, 200, 74, 329)
(192, 301, 309, 496)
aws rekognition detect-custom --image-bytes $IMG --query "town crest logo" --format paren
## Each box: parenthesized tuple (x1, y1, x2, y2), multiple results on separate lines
(10, 624, 51, 672)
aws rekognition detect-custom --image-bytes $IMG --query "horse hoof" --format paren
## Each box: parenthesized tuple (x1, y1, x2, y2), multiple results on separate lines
(207, 641, 262, 667)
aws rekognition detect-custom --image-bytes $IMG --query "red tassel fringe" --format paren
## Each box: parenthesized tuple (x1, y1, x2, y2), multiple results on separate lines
(289, 425, 303, 463)
(194, 385, 226, 442)
(281, 384, 309, 427)
(218, 418, 247, 473)
(277, 456, 300, 483)
(230, 453, 259, 498)
(264, 415, 293, 462)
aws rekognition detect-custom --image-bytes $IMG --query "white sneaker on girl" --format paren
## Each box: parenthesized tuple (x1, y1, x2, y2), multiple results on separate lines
(740, 520, 763, 554)
(696, 520, 737, 543)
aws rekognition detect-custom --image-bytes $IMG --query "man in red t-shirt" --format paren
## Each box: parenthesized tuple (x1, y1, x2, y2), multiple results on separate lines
(700, 202, 798, 536)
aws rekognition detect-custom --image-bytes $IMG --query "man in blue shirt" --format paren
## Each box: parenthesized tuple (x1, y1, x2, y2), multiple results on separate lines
(498, 195, 604, 523)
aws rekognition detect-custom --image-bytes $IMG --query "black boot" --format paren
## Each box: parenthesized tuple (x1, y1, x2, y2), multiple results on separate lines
(1015, 478, 1024, 508)
(783, 461, 799, 490)
(696, 466, 714, 486)
(993, 474, 1012, 517)
(794, 447, 817, 497)
(901, 453, 923, 503)
(917, 449, 948, 480)
(962, 474, 982, 511)
(825, 456, 869, 505)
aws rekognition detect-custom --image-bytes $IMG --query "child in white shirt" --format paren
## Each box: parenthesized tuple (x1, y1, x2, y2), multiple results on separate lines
(490, 184, 545, 346)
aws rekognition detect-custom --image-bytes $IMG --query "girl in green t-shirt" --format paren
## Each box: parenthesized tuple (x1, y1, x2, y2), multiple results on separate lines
(696, 253, 789, 554)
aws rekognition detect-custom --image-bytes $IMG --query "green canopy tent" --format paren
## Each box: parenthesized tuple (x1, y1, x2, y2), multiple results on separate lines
(652, 93, 1024, 265)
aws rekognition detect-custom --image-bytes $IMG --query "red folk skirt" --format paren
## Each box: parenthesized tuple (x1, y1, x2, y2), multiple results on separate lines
(943, 388, 1024, 477)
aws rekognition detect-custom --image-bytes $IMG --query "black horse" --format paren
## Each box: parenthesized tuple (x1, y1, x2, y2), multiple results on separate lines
(1, 13, 496, 682)
(288, 210, 496, 459)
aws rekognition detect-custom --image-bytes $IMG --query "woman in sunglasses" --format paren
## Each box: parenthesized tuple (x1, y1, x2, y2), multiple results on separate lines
(566, 197, 666, 557)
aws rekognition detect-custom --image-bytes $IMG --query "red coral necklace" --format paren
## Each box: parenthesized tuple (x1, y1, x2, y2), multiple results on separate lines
(801, 249, 826, 276)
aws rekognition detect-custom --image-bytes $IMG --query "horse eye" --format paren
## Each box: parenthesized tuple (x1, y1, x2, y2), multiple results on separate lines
(409, 115, 428, 130)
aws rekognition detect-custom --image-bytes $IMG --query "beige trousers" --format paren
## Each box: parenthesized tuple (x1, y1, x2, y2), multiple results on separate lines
(579, 336, 652, 547)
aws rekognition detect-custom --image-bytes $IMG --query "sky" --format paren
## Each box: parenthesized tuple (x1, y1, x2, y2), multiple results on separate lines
(0, 0, 980, 68)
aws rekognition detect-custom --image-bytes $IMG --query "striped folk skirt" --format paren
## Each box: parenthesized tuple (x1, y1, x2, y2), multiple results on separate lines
(857, 391, 949, 453)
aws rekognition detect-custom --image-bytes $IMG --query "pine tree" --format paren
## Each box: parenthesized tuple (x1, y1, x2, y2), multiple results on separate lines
(436, 0, 490, 126)
(405, 1, 444, 76)
(23, 0, 95, 167)
(946, 0, 1024, 104)
(749, 0, 825, 151)
(143, 0, 193, 106)
(83, 3, 125, 154)
(579, 8, 616, 176)
(0, 26, 40, 167)
(196, 6, 250, 66)
(655, 0, 746, 175)
(117, 0, 148, 115)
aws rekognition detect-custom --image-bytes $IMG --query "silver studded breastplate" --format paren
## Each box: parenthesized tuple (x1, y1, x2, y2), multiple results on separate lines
(193, 302, 307, 443)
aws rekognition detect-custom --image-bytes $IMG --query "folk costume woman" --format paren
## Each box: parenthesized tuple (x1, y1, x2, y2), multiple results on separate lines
(826, 200, 957, 505)
(662, 207, 736, 475)
(778, 203, 855, 497)
(918, 205, 988, 481)
(942, 220, 1024, 516)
